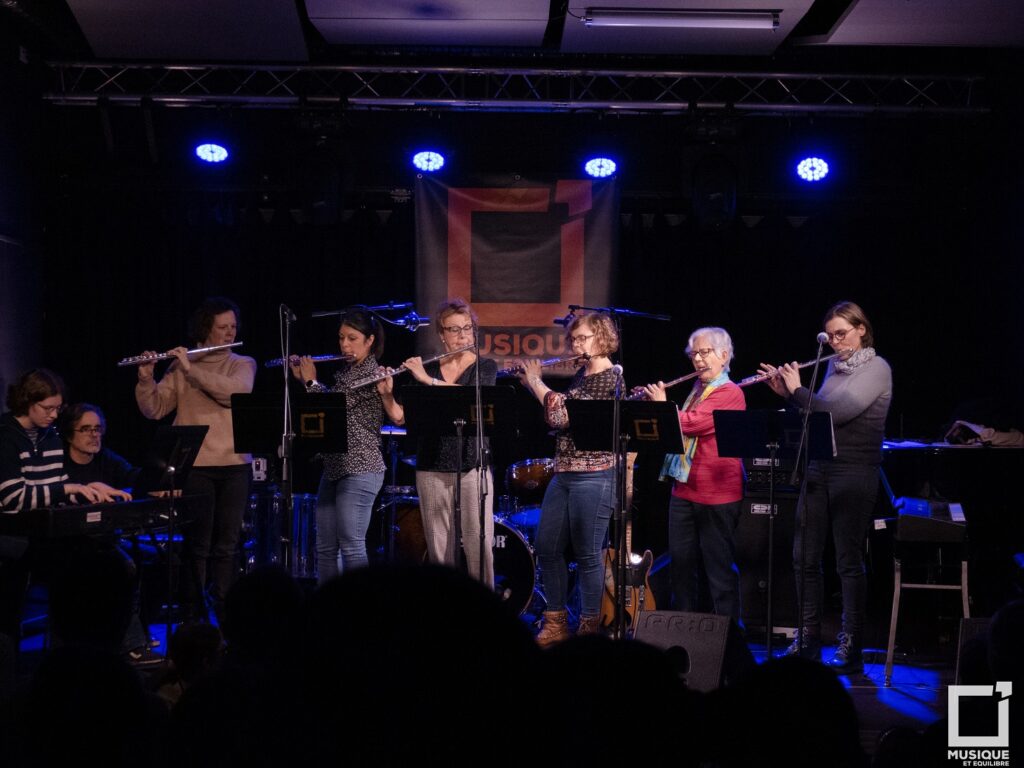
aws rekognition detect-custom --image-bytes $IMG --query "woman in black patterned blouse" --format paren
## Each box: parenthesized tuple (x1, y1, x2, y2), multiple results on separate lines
(291, 308, 403, 583)
(518, 313, 622, 646)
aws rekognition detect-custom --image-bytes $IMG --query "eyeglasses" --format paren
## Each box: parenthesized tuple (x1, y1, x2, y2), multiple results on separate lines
(570, 333, 595, 345)
(825, 327, 856, 343)
(33, 402, 64, 415)
(688, 348, 716, 360)
(442, 324, 475, 335)
(75, 425, 105, 436)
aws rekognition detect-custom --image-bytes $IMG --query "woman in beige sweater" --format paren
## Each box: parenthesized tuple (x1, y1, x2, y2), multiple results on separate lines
(135, 297, 256, 621)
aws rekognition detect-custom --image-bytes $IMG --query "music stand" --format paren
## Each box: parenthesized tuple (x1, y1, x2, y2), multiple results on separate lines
(134, 425, 207, 644)
(566, 399, 683, 639)
(232, 391, 348, 574)
(714, 409, 835, 655)
(400, 385, 516, 578)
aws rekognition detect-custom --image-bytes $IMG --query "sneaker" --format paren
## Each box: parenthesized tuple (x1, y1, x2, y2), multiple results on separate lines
(825, 632, 863, 674)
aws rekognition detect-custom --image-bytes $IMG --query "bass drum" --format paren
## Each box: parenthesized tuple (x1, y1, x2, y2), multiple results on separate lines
(493, 520, 536, 616)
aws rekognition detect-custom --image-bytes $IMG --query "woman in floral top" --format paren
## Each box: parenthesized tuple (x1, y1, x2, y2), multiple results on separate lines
(518, 313, 622, 645)
(291, 308, 403, 583)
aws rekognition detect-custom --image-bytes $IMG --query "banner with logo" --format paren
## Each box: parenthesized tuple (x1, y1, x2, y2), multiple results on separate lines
(415, 176, 618, 375)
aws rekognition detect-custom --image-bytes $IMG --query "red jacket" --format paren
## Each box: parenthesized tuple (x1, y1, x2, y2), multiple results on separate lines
(671, 381, 746, 505)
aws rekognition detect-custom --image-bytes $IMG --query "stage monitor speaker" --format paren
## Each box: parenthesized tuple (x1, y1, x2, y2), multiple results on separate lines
(633, 610, 754, 692)
(955, 617, 991, 684)
(735, 495, 798, 630)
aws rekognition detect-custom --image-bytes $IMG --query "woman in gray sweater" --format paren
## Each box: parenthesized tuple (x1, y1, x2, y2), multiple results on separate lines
(759, 301, 892, 673)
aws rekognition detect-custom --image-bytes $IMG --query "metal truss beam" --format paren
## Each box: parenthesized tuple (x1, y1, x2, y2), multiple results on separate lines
(43, 63, 988, 116)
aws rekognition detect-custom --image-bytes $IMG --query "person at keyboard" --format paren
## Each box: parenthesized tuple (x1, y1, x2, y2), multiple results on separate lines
(59, 403, 139, 503)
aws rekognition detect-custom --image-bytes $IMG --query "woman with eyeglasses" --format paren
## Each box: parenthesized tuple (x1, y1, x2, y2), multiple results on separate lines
(382, 298, 498, 586)
(291, 307, 404, 583)
(59, 403, 139, 503)
(641, 327, 747, 623)
(758, 301, 892, 673)
(518, 312, 622, 645)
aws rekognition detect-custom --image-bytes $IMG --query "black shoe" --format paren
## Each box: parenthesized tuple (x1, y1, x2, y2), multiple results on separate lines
(780, 627, 821, 660)
(825, 632, 863, 674)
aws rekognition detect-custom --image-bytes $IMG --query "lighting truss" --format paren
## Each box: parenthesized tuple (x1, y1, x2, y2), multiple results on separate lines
(44, 63, 988, 116)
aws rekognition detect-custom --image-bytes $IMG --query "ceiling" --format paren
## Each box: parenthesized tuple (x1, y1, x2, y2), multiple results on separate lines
(8, 0, 1024, 65)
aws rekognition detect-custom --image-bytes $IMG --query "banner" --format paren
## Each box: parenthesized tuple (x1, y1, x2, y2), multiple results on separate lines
(415, 176, 617, 375)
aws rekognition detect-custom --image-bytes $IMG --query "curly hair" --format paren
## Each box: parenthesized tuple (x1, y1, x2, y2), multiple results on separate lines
(567, 312, 619, 357)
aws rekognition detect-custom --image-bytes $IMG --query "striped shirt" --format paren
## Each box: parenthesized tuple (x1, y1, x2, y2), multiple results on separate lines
(1, 413, 69, 512)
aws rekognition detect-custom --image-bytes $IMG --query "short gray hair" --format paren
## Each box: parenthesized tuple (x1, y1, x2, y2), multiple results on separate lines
(686, 327, 735, 371)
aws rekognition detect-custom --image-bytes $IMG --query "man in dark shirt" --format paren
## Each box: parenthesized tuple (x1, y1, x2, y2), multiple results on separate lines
(60, 403, 139, 500)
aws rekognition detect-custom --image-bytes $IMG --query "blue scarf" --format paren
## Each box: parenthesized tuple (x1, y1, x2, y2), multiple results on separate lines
(659, 370, 731, 484)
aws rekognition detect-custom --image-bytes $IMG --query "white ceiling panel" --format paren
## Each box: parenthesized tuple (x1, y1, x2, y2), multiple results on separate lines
(66, 0, 309, 61)
(307, 0, 551, 46)
(822, 0, 1024, 47)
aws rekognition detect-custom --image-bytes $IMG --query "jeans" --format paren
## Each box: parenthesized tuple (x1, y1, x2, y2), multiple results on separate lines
(316, 472, 384, 583)
(183, 465, 251, 618)
(792, 461, 879, 634)
(536, 469, 614, 616)
(668, 496, 742, 621)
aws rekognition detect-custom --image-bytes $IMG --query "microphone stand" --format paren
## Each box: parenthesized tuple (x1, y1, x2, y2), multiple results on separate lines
(791, 337, 829, 655)
(278, 304, 296, 572)
(611, 368, 629, 640)
(473, 329, 489, 585)
(561, 304, 672, 368)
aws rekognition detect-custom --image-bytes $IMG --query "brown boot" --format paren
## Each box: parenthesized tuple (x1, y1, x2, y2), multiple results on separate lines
(576, 614, 602, 637)
(535, 610, 570, 648)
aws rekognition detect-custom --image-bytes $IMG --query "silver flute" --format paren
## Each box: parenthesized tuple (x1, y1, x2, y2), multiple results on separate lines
(264, 353, 354, 368)
(347, 344, 475, 389)
(117, 342, 243, 367)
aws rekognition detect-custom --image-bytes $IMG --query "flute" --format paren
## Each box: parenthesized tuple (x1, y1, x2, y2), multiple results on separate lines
(117, 342, 243, 367)
(347, 344, 476, 389)
(625, 369, 701, 400)
(737, 352, 841, 387)
(264, 353, 354, 368)
(496, 353, 590, 377)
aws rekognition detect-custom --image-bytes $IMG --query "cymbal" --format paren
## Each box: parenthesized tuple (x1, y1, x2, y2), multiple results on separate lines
(381, 425, 407, 436)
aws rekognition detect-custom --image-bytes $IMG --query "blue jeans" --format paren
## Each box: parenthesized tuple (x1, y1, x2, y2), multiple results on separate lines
(316, 472, 384, 583)
(536, 469, 614, 616)
(793, 461, 879, 634)
(668, 497, 742, 621)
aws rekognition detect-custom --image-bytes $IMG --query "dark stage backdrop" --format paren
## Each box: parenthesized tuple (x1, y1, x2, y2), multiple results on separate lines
(11, 105, 1023, 505)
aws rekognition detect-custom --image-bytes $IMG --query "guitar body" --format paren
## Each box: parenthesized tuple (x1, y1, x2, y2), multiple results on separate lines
(599, 451, 656, 630)
(599, 546, 656, 629)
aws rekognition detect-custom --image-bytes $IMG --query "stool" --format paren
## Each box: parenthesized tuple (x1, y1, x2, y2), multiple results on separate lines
(884, 531, 969, 687)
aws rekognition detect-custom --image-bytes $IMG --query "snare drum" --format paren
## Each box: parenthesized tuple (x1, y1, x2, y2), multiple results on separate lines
(505, 458, 555, 505)
(493, 520, 536, 615)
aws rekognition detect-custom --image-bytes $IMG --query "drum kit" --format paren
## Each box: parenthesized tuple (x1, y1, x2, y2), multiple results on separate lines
(376, 450, 556, 616)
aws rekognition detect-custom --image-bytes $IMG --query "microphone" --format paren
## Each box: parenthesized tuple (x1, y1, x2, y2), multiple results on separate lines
(816, 332, 829, 344)
(554, 310, 577, 328)
(397, 311, 430, 331)
(611, 364, 624, 376)
(281, 304, 298, 322)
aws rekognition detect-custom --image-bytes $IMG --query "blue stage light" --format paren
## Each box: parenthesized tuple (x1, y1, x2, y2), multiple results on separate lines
(195, 143, 229, 163)
(796, 156, 829, 182)
(584, 157, 617, 178)
(412, 151, 445, 172)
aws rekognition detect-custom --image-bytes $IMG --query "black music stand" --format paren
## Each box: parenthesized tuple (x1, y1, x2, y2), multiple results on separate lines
(135, 425, 207, 643)
(714, 409, 834, 655)
(232, 391, 348, 573)
(566, 399, 684, 639)
(399, 385, 516, 579)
